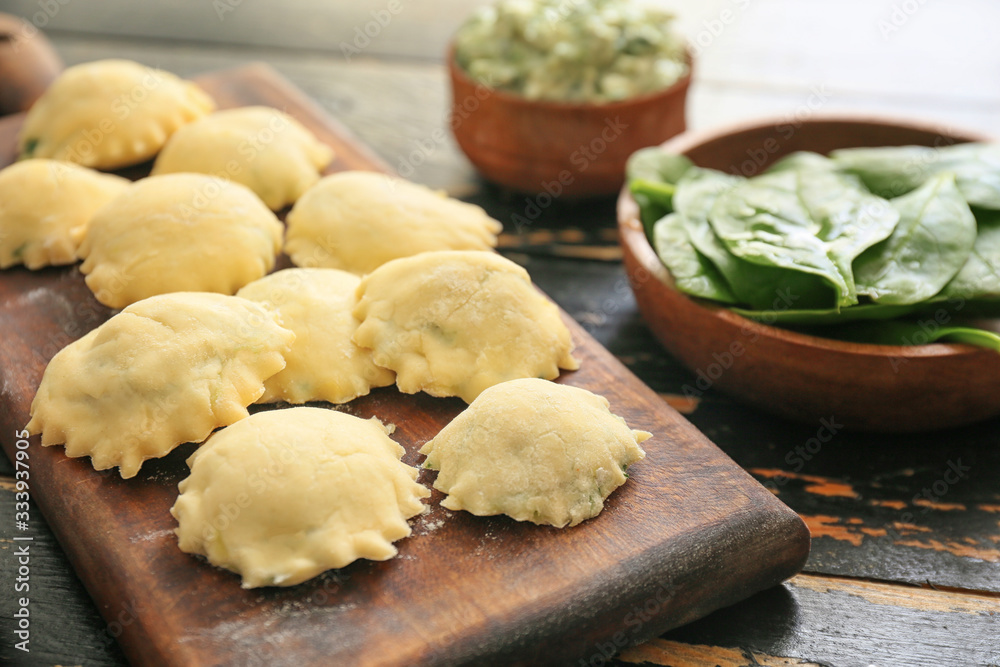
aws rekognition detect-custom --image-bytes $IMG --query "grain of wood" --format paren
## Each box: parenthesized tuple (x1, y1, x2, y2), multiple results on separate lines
(751, 469, 860, 499)
(618, 639, 822, 667)
(788, 574, 1000, 615)
(497, 240, 624, 262)
(892, 538, 1000, 563)
(657, 394, 700, 415)
(646, 572, 1000, 667)
(497, 228, 625, 262)
(541, 245, 624, 261)
(913, 499, 967, 511)
(798, 511, 1000, 563)
(802, 515, 867, 547)
(870, 499, 907, 510)
(735, 444, 1000, 594)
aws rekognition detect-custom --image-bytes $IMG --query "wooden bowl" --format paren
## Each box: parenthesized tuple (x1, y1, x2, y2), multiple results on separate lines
(0, 13, 62, 116)
(618, 115, 1000, 432)
(448, 47, 691, 198)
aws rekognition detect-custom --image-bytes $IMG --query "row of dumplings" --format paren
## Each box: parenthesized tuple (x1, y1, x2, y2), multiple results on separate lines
(0, 161, 503, 307)
(28, 253, 583, 474)
(3, 59, 502, 307)
(174, 378, 649, 589)
(17, 58, 329, 206)
(28, 266, 646, 587)
(15, 59, 649, 588)
(2, 162, 501, 301)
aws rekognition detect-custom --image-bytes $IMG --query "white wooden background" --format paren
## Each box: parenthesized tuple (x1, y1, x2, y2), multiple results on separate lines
(0, 0, 1000, 144)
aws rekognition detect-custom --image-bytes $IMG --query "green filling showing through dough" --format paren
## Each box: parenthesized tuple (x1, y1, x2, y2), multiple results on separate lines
(21, 138, 39, 158)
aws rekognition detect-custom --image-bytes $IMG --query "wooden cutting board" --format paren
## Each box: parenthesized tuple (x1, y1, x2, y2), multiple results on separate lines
(0, 63, 809, 667)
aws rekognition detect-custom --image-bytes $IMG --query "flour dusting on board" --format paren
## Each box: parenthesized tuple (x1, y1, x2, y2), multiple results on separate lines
(179, 591, 361, 647)
(472, 527, 503, 560)
(410, 506, 453, 537)
(13, 285, 74, 318)
(0, 374, 24, 404)
(129, 528, 174, 544)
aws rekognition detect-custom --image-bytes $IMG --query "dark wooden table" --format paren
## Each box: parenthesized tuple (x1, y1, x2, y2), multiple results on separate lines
(1, 1, 999, 665)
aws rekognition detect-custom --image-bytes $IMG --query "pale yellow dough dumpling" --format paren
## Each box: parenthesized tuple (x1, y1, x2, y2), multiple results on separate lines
(26, 293, 295, 478)
(18, 59, 215, 169)
(152, 106, 334, 210)
(77, 173, 283, 308)
(171, 407, 429, 588)
(284, 171, 502, 274)
(353, 250, 579, 403)
(0, 160, 128, 269)
(421, 379, 649, 528)
(237, 268, 395, 404)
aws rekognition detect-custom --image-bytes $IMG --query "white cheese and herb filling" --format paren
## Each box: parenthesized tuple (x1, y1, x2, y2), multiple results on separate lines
(454, 0, 688, 104)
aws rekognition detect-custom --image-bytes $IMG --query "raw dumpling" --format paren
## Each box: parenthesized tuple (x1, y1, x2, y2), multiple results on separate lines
(237, 268, 395, 404)
(0, 159, 128, 269)
(421, 378, 649, 527)
(353, 250, 579, 402)
(26, 292, 295, 478)
(151, 106, 334, 210)
(284, 171, 502, 274)
(77, 173, 283, 308)
(18, 59, 215, 169)
(171, 407, 429, 588)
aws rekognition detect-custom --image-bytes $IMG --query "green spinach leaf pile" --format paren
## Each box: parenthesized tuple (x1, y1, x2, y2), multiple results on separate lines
(627, 143, 1000, 351)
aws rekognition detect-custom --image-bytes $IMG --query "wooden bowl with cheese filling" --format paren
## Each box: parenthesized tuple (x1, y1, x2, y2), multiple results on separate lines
(448, 47, 691, 199)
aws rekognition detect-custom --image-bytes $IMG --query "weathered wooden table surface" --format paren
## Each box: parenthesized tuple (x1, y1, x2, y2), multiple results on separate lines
(1, 1, 998, 665)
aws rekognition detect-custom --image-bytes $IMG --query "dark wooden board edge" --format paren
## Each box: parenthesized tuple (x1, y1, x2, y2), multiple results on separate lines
(0, 63, 810, 666)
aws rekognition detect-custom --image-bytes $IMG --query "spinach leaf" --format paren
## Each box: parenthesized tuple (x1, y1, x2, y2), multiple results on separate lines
(627, 149, 694, 237)
(941, 209, 1000, 301)
(732, 302, 921, 326)
(630, 180, 671, 239)
(830, 145, 931, 198)
(816, 319, 1000, 352)
(943, 144, 1000, 210)
(832, 143, 1000, 209)
(708, 167, 897, 308)
(652, 213, 737, 303)
(797, 168, 900, 300)
(854, 173, 976, 305)
(708, 171, 846, 303)
(673, 167, 743, 215)
(676, 167, 836, 310)
(767, 151, 837, 173)
(627, 148, 694, 186)
(932, 326, 1000, 351)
